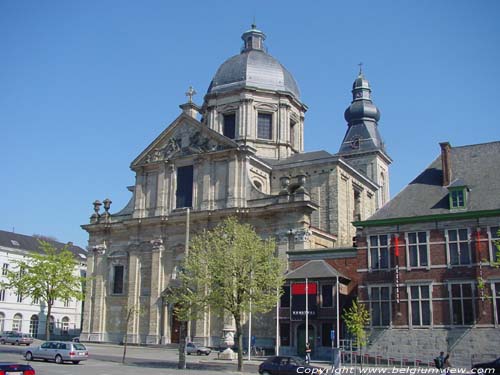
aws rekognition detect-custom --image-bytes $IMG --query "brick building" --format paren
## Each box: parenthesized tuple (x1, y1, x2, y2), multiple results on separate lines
(354, 141, 500, 366)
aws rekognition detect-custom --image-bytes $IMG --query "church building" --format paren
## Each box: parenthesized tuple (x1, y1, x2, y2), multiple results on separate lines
(80, 25, 390, 353)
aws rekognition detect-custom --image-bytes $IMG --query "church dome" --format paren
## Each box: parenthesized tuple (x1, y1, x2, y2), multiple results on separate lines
(207, 25, 300, 100)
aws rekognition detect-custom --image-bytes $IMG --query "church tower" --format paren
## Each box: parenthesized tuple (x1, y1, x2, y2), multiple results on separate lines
(338, 69, 391, 207)
(202, 24, 307, 160)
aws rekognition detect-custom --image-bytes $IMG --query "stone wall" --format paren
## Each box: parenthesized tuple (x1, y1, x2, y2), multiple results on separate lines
(366, 327, 500, 368)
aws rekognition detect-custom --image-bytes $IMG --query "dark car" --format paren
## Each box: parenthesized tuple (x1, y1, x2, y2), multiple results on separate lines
(0, 362, 35, 375)
(258, 356, 326, 375)
(472, 357, 500, 373)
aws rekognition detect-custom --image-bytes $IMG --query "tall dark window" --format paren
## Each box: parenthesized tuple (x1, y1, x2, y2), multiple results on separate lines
(280, 285, 290, 307)
(223, 114, 236, 139)
(290, 120, 296, 147)
(450, 283, 474, 325)
(257, 113, 272, 139)
(113, 265, 124, 294)
(370, 286, 391, 326)
(321, 284, 333, 307)
(279, 323, 290, 346)
(321, 322, 334, 346)
(353, 190, 361, 221)
(447, 229, 471, 265)
(176, 165, 193, 208)
(407, 232, 429, 268)
(409, 285, 431, 326)
(369, 235, 389, 270)
(490, 226, 499, 263)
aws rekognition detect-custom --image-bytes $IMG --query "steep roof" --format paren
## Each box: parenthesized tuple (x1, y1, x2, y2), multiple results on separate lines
(0, 229, 87, 261)
(367, 141, 500, 221)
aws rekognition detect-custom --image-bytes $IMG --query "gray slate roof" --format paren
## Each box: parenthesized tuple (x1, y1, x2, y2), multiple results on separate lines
(0, 229, 87, 261)
(207, 50, 300, 100)
(368, 141, 500, 221)
(285, 260, 347, 280)
(263, 150, 334, 167)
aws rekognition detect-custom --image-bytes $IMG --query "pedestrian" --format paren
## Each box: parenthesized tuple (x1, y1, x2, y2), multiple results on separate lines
(434, 351, 445, 371)
(444, 353, 451, 375)
(305, 342, 312, 364)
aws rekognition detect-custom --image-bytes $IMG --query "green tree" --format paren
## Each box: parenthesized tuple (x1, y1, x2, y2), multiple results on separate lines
(0, 240, 84, 340)
(343, 299, 370, 368)
(168, 217, 285, 372)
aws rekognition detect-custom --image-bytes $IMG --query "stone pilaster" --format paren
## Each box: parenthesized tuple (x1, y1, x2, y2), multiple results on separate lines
(226, 154, 239, 208)
(155, 163, 167, 216)
(89, 245, 107, 342)
(133, 170, 146, 218)
(126, 249, 140, 344)
(146, 239, 164, 344)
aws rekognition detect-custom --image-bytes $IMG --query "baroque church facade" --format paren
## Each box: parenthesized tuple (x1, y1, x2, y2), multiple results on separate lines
(81, 25, 390, 348)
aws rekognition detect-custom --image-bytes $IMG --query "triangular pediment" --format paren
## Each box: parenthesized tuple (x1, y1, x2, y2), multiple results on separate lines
(131, 113, 238, 168)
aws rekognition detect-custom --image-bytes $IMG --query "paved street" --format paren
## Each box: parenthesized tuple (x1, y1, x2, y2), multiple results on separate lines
(0, 342, 261, 375)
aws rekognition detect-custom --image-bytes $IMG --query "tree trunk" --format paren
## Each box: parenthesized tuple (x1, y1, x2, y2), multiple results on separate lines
(178, 321, 187, 369)
(235, 316, 243, 372)
(46, 303, 52, 341)
(122, 332, 128, 363)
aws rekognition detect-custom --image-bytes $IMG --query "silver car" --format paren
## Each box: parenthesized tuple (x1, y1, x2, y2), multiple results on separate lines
(25, 341, 89, 364)
(0, 332, 33, 346)
(186, 342, 211, 355)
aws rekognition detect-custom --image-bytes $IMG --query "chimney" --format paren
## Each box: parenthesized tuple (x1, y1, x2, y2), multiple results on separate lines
(439, 142, 452, 186)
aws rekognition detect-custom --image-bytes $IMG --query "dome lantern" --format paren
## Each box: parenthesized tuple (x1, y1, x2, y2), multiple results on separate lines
(241, 23, 266, 52)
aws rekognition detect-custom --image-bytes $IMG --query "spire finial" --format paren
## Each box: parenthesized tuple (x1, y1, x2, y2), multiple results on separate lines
(185, 86, 197, 103)
(251, 16, 256, 29)
(358, 62, 364, 76)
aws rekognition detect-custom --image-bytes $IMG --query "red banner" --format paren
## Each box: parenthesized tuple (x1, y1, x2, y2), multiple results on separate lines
(291, 282, 317, 295)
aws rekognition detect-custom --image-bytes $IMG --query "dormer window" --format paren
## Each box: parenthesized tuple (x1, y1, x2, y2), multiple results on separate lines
(450, 189, 465, 208)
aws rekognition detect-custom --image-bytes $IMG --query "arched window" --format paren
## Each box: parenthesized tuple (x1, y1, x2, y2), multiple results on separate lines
(29, 315, 39, 338)
(61, 317, 70, 335)
(12, 313, 22, 332)
(0, 312, 5, 332)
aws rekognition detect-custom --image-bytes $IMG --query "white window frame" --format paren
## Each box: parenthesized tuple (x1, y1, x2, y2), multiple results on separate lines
(492, 281, 500, 327)
(488, 225, 500, 264)
(368, 234, 390, 271)
(407, 283, 433, 327)
(368, 284, 392, 327)
(405, 231, 431, 270)
(445, 228, 471, 266)
(1, 263, 8, 276)
(447, 281, 475, 326)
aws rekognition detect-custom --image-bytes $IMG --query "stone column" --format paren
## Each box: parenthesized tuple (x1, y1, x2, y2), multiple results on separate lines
(80, 250, 94, 341)
(89, 245, 107, 342)
(226, 153, 239, 208)
(133, 169, 146, 218)
(166, 163, 176, 212)
(155, 163, 167, 216)
(126, 248, 140, 344)
(146, 239, 164, 344)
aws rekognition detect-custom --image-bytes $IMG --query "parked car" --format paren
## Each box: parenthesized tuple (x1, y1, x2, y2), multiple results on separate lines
(258, 356, 326, 375)
(24, 341, 89, 364)
(186, 342, 211, 355)
(0, 332, 33, 346)
(0, 362, 35, 375)
(472, 357, 500, 373)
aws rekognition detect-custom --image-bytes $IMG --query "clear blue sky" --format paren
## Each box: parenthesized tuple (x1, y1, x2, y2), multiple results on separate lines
(1, 0, 499, 249)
